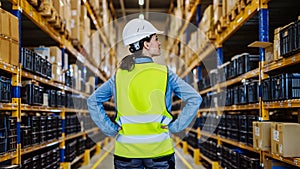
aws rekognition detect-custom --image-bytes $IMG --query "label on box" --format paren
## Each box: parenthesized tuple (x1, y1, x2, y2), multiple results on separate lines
(259, 140, 262, 148)
(255, 126, 260, 136)
(71, 10, 77, 16)
(273, 130, 279, 142)
(279, 144, 283, 154)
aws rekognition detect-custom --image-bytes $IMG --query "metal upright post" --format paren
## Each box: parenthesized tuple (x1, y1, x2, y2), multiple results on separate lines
(217, 47, 223, 66)
(11, 4, 22, 166)
(196, 4, 202, 81)
(258, 7, 269, 121)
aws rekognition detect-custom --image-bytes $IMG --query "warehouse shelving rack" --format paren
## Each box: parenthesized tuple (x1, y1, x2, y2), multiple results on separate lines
(0, 61, 21, 165)
(170, 0, 300, 168)
(0, 0, 116, 168)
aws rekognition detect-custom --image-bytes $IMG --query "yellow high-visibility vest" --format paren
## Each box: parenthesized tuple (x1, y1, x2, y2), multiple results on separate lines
(115, 62, 174, 158)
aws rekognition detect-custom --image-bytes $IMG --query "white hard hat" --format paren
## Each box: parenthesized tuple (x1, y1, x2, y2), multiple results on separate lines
(122, 18, 163, 46)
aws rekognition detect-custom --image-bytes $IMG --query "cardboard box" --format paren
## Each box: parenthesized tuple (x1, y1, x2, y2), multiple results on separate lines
(214, 5, 222, 24)
(265, 44, 274, 65)
(274, 27, 282, 61)
(52, 0, 65, 17)
(71, 0, 81, 10)
(9, 13, 19, 42)
(63, 53, 68, 71)
(10, 41, 19, 66)
(71, 22, 80, 40)
(52, 63, 63, 82)
(271, 123, 300, 157)
(199, 5, 213, 33)
(80, 5, 87, 21)
(88, 76, 96, 87)
(0, 37, 10, 63)
(222, 0, 227, 18)
(0, 9, 10, 37)
(226, 0, 238, 16)
(85, 82, 90, 94)
(253, 122, 272, 151)
(64, 3, 71, 33)
(50, 46, 62, 65)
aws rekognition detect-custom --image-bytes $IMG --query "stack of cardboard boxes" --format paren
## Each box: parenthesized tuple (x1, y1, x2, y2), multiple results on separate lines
(0, 8, 19, 66)
(253, 122, 300, 157)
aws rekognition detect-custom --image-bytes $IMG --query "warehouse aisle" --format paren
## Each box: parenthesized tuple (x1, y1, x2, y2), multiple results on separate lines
(80, 141, 204, 169)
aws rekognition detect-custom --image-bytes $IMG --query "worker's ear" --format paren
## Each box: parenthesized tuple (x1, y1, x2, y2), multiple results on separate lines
(144, 41, 150, 49)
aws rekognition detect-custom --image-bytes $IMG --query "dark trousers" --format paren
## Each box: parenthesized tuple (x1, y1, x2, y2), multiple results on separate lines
(114, 154, 175, 169)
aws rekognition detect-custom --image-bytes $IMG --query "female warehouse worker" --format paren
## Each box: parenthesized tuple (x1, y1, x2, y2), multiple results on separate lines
(87, 18, 202, 169)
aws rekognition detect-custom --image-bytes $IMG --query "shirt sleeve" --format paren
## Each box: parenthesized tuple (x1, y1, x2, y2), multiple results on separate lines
(167, 70, 202, 133)
(87, 77, 119, 137)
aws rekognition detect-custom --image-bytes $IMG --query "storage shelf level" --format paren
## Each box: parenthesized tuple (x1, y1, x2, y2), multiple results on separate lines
(21, 139, 61, 155)
(10, 0, 108, 82)
(199, 153, 219, 167)
(70, 154, 84, 166)
(0, 152, 17, 163)
(199, 68, 259, 95)
(264, 152, 300, 168)
(264, 100, 300, 109)
(200, 131, 259, 154)
(22, 70, 89, 97)
(0, 103, 18, 111)
(10, 0, 61, 43)
(263, 52, 300, 73)
(0, 61, 18, 74)
(21, 104, 63, 112)
(199, 103, 259, 112)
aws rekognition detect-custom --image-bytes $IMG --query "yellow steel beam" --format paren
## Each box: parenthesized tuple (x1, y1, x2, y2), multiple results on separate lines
(182, 141, 188, 154)
(0, 152, 17, 163)
(194, 148, 201, 165)
(264, 100, 300, 109)
(83, 149, 90, 166)
(219, 68, 259, 88)
(21, 140, 60, 155)
(95, 142, 101, 155)
(264, 152, 300, 168)
(61, 162, 71, 169)
(263, 52, 300, 73)
(0, 103, 17, 111)
(0, 61, 18, 74)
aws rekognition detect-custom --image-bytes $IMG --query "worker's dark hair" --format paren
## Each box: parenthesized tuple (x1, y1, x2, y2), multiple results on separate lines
(120, 34, 155, 71)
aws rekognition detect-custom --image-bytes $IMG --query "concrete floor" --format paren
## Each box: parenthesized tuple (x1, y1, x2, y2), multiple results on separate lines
(80, 142, 205, 169)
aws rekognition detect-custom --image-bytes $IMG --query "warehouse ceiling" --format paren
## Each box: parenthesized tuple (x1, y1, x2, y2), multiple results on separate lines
(110, 0, 212, 25)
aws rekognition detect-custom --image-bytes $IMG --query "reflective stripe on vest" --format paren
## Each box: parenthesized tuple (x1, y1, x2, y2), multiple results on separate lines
(115, 63, 174, 158)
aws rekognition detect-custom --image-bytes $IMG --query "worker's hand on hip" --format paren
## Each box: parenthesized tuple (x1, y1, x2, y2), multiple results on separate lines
(161, 125, 168, 129)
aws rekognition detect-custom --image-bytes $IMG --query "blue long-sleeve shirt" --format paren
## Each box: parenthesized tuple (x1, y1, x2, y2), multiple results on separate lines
(87, 57, 202, 136)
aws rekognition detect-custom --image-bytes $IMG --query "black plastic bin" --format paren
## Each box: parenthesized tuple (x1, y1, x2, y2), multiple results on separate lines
(262, 78, 271, 101)
(271, 73, 300, 100)
(21, 48, 33, 72)
(238, 84, 248, 104)
(0, 76, 12, 103)
(248, 81, 259, 103)
(33, 53, 42, 75)
(236, 53, 259, 76)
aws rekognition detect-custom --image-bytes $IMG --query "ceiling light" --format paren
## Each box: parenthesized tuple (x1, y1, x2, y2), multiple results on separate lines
(139, 0, 144, 6)
(139, 14, 144, 19)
